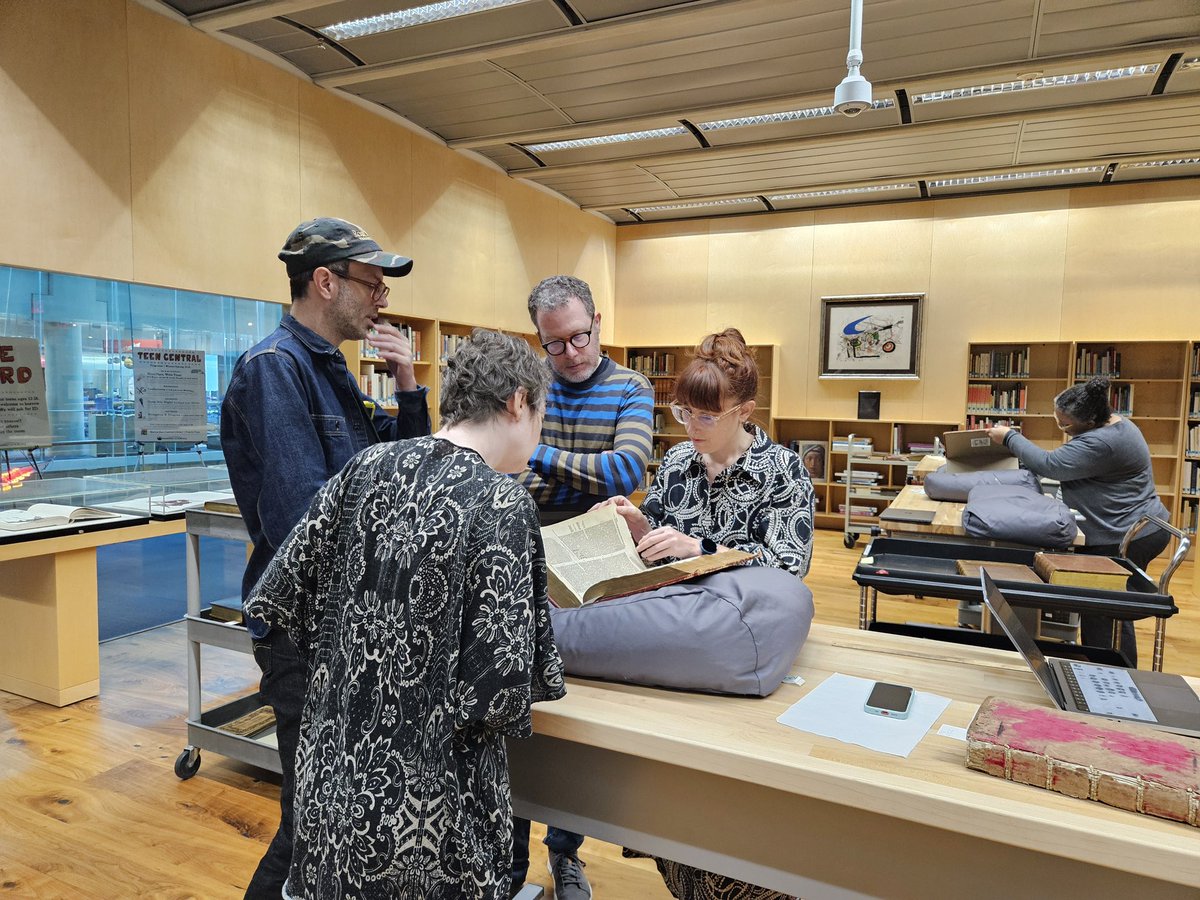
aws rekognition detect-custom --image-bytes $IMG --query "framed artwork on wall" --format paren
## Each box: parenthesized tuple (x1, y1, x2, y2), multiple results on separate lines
(819, 294, 923, 379)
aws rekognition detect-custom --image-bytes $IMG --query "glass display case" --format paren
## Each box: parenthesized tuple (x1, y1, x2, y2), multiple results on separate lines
(0, 476, 152, 540)
(88, 466, 232, 519)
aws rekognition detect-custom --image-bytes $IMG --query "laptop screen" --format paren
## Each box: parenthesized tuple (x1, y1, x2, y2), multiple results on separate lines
(978, 571, 1065, 707)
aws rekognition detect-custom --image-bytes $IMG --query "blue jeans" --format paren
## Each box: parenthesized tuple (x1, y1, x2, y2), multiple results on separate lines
(244, 629, 306, 899)
(511, 817, 584, 888)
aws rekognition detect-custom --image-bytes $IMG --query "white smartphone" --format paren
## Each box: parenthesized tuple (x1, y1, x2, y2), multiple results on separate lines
(863, 681, 914, 719)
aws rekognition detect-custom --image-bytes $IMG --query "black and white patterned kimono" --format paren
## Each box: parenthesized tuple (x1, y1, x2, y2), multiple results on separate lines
(245, 436, 565, 900)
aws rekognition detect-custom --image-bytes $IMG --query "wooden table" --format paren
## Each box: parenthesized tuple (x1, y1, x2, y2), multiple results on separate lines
(510, 625, 1200, 899)
(880, 482, 968, 536)
(0, 519, 185, 705)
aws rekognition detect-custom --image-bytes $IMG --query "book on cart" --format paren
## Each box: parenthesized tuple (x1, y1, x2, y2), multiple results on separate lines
(0, 503, 121, 532)
(540, 505, 754, 608)
(954, 559, 1042, 584)
(966, 695, 1200, 828)
(1033, 552, 1129, 590)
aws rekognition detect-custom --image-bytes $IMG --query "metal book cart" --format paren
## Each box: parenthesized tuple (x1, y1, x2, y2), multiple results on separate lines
(175, 507, 280, 779)
(840, 433, 915, 549)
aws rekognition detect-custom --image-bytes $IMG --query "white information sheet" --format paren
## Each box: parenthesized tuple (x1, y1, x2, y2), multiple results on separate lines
(777, 672, 951, 758)
(0, 337, 51, 449)
(132, 349, 207, 442)
(1068, 662, 1157, 722)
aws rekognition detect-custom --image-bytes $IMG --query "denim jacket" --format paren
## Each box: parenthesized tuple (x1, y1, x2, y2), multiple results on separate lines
(221, 315, 430, 636)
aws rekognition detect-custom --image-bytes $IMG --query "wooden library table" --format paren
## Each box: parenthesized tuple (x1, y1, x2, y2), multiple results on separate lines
(0, 519, 185, 706)
(509, 625, 1200, 899)
(881, 483, 1085, 546)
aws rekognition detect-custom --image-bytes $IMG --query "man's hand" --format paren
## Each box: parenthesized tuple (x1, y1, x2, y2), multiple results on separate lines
(590, 495, 652, 543)
(987, 425, 1012, 445)
(367, 321, 418, 391)
(636, 526, 701, 562)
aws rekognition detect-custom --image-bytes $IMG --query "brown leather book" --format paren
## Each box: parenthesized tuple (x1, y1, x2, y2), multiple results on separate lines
(1033, 552, 1129, 590)
(966, 696, 1200, 827)
(955, 559, 1042, 584)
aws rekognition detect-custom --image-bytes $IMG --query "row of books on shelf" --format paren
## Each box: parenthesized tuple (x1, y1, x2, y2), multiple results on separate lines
(1190, 390, 1200, 417)
(1181, 501, 1199, 536)
(440, 332, 471, 361)
(1184, 460, 1200, 496)
(837, 503, 880, 517)
(651, 380, 677, 405)
(649, 439, 671, 465)
(1192, 343, 1200, 378)
(1107, 383, 1133, 414)
(1074, 347, 1120, 378)
(628, 351, 677, 376)
(358, 371, 396, 400)
(360, 323, 423, 362)
(966, 415, 1020, 430)
(835, 470, 882, 485)
(832, 437, 873, 454)
(1187, 424, 1200, 455)
(968, 347, 1030, 379)
(967, 382, 1027, 414)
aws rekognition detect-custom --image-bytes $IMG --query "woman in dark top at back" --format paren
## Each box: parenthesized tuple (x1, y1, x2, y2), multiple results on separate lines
(988, 376, 1170, 666)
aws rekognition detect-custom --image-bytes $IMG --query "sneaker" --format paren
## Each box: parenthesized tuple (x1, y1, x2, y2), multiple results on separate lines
(547, 850, 592, 900)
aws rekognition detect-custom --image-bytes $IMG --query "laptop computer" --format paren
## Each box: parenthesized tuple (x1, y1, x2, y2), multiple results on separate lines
(941, 428, 1019, 473)
(979, 570, 1200, 738)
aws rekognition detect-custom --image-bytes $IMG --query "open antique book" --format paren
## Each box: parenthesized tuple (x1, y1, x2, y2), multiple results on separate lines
(0, 503, 121, 532)
(540, 504, 754, 608)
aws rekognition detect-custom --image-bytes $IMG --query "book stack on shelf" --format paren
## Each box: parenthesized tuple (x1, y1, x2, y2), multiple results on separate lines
(1183, 460, 1199, 498)
(966, 382, 1027, 415)
(968, 347, 1030, 378)
(358, 370, 396, 400)
(627, 351, 677, 376)
(1107, 382, 1134, 416)
(360, 322, 422, 362)
(1075, 346, 1121, 378)
(832, 436, 873, 454)
(439, 331, 470, 362)
(651, 379, 677, 405)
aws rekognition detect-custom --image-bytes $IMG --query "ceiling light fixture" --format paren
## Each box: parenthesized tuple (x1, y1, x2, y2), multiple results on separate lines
(697, 99, 893, 131)
(912, 64, 1159, 104)
(768, 183, 917, 201)
(1124, 157, 1200, 168)
(928, 167, 1104, 188)
(627, 198, 761, 215)
(523, 127, 690, 153)
(833, 0, 872, 117)
(321, 0, 535, 41)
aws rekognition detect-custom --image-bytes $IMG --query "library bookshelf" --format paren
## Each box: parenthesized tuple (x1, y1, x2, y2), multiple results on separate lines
(626, 344, 779, 491)
(348, 313, 439, 422)
(966, 340, 1191, 545)
(774, 418, 959, 532)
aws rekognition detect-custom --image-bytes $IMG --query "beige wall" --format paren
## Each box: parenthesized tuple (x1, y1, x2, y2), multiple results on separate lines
(0, 0, 616, 339)
(615, 181, 1200, 423)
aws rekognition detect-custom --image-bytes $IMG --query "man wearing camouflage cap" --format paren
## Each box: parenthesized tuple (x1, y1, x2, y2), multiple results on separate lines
(221, 217, 430, 899)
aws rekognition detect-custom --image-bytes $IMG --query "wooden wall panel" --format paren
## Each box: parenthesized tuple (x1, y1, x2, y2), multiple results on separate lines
(493, 175, 560, 334)
(1061, 181, 1200, 338)
(409, 138, 499, 327)
(298, 83, 415, 314)
(556, 209, 618, 345)
(127, 1, 300, 301)
(0, 0, 134, 281)
(614, 222, 711, 346)
(707, 213, 816, 416)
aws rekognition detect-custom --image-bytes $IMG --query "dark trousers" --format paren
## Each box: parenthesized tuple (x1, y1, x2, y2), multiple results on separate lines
(1078, 526, 1171, 669)
(244, 629, 306, 900)
(511, 818, 585, 888)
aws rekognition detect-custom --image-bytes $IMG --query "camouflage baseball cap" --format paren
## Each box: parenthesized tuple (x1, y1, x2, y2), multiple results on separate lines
(278, 217, 413, 278)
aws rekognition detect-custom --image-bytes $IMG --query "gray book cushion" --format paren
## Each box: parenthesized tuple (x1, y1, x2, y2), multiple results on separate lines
(962, 483, 1079, 548)
(923, 466, 1041, 502)
(548, 566, 814, 697)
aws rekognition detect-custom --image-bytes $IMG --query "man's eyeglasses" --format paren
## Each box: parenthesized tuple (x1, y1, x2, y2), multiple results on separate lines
(670, 403, 740, 428)
(541, 328, 593, 357)
(334, 270, 389, 303)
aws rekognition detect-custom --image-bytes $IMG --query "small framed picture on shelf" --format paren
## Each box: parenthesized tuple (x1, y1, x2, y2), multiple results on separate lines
(819, 293, 923, 379)
(798, 441, 828, 482)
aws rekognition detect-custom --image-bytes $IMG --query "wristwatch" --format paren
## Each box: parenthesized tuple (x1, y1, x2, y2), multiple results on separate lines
(699, 537, 718, 555)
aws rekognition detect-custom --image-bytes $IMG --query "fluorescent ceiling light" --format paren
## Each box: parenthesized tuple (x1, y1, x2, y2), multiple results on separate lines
(523, 127, 689, 154)
(912, 65, 1159, 104)
(628, 198, 761, 215)
(1124, 157, 1200, 168)
(768, 183, 916, 201)
(928, 167, 1103, 188)
(698, 99, 893, 131)
(322, 0, 534, 40)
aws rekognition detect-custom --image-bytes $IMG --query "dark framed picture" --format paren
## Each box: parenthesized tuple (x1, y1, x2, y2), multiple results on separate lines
(819, 294, 923, 379)
(798, 441, 828, 482)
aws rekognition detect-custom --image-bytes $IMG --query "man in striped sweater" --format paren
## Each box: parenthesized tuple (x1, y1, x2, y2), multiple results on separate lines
(511, 275, 654, 899)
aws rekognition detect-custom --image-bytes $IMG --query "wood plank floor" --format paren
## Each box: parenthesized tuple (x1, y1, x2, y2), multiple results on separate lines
(1, 530, 1196, 898)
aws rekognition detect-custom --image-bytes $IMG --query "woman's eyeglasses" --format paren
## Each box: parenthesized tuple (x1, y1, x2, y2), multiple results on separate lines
(670, 403, 740, 428)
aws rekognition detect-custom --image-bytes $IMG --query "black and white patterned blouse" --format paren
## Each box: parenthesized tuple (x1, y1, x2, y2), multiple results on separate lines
(246, 436, 565, 900)
(642, 425, 814, 577)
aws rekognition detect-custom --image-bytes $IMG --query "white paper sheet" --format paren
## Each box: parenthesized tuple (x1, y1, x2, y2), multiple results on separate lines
(936, 724, 969, 742)
(776, 672, 951, 758)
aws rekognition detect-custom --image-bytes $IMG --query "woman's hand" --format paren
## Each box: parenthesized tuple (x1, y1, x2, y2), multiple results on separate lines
(590, 495, 652, 543)
(636, 526, 702, 562)
(987, 425, 1011, 445)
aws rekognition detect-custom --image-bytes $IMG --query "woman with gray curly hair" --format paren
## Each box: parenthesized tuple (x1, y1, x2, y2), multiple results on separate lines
(246, 328, 565, 900)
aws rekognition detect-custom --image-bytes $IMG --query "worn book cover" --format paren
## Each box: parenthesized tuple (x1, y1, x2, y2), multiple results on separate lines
(1033, 552, 1129, 590)
(203, 497, 241, 515)
(955, 559, 1042, 584)
(541, 505, 755, 607)
(966, 695, 1200, 827)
